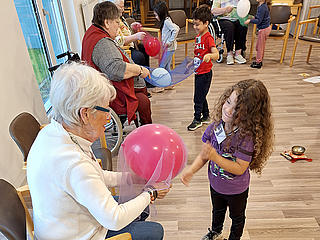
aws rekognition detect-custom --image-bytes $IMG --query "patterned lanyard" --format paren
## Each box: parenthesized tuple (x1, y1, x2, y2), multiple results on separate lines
(67, 132, 95, 161)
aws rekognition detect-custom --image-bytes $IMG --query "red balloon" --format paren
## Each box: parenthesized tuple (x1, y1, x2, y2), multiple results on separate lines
(121, 124, 187, 182)
(131, 22, 142, 32)
(143, 35, 161, 57)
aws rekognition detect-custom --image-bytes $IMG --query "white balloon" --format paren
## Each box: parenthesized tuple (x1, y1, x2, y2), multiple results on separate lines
(151, 68, 172, 87)
(237, 0, 250, 18)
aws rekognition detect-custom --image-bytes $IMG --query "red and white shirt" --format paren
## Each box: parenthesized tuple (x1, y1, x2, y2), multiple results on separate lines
(194, 31, 216, 75)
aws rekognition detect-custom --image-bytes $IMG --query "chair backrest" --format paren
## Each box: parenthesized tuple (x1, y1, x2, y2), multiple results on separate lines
(93, 147, 113, 171)
(169, 10, 187, 29)
(0, 179, 26, 240)
(270, 5, 291, 24)
(9, 112, 41, 162)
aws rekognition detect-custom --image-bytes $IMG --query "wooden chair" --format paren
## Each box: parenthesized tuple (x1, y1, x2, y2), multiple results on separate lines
(249, 5, 295, 63)
(169, 10, 196, 68)
(9, 112, 41, 169)
(124, 0, 133, 17)
(0, 179, 34, 240)
(0, 179, 132, 240)
(271, 0, 303, 38)
(290, 6, 320, 67)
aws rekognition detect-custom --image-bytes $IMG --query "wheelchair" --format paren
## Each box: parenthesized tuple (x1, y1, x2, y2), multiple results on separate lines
(49, 51, 125, 155)
(208, 16, 225, 63)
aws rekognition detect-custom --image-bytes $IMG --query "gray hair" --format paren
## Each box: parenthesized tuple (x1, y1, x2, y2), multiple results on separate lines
(106, 0, 122, 5)
(49, 62, 116, 127)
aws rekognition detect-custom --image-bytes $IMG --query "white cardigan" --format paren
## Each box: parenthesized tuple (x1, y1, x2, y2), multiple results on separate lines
(27, 119, 150, 240)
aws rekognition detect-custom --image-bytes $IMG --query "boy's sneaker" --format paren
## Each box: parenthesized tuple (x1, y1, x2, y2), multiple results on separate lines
(226, 54, 234, 65)
(250, 61, 262, 69)
(234, 54, 246, 64)
(201, 116, 211, 124)
(201, 228, 222, 240)
(187, 119, 202, 131)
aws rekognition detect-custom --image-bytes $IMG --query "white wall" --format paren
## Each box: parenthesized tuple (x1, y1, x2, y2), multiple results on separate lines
(0, 0, 48, 187)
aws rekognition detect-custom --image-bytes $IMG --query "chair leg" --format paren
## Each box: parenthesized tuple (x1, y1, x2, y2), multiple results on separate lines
(249, 24, 256, 61)
(290, 39, 299, 67)
(280, 24, 291, 64)
(172, 52, 175, 69)
(185, 43, 188, 57)
(306, 45, 312, 63)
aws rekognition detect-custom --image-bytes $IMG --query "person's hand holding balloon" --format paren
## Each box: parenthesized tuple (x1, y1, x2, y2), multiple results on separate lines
(133, 32, 146, 41)
(225, 5, 233, 13)
(131, 22, 142, 33)
(244, 19, 250, 25)
(139, 66, 151, 79)
(157, 183, 172, 199)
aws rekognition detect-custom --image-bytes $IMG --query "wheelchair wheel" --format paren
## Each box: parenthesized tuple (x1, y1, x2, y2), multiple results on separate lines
(216, 54, 223, 63)
(103, 108, 123, 155)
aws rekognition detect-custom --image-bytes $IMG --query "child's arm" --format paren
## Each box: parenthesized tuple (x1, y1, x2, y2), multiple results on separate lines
(180, 146, 209, 186)
(202, 142, 250, 175)
(203, 47, 219, 63)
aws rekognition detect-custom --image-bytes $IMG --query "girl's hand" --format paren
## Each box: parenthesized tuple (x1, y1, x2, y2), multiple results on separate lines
(244, 19, 250, 25)
(180, 167, 194, 186)
(134, 32, 146, 41)
(203, 54, 212, 63)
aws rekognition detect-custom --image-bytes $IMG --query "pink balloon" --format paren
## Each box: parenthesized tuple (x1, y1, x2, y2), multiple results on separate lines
(143, 35, 161, 57)
(122, 124, 187, 182)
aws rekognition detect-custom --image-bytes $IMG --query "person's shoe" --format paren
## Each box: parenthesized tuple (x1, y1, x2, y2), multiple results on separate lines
(234, 54, 246, 64)
(250, 61, 262, 69)
(151, 87, 165, 93)
(201, 228, 222, 240)
(187, 119, 202, 131)
(147, 92, 152, 98)
(200, 116, 211, 124)
(164, 85, 174, 90)
(226, 54, 234, 65)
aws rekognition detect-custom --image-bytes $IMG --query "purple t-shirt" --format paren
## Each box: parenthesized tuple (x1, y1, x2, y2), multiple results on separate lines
(202, 121, 254, 195)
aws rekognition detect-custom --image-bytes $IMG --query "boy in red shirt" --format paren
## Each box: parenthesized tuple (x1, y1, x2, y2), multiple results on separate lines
(187, 5, 219, 131)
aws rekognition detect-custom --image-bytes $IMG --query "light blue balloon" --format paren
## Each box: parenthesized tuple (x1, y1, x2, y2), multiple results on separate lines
(151, 68, 172, 87)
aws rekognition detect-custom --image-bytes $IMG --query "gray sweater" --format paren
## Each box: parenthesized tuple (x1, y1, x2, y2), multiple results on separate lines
(92, 37, 146, 88)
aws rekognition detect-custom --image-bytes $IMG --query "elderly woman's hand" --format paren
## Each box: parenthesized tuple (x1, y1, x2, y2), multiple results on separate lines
(140, 66, 150, 79)
(244, 19, 250, 25)
(225, 6, 233, 13)
(134, 32, 146, 41)
(156, 184, 172, 199)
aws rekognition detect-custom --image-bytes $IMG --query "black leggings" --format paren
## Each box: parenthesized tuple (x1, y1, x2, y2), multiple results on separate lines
(210, 186, 249, 240)
(219, 19, 248, 53)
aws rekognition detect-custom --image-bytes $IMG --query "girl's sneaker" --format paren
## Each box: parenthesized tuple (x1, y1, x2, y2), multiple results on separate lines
(201, 228, 222, 240)
(200, 116, 211, 124)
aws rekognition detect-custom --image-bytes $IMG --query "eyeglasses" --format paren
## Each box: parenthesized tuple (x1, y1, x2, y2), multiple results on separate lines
(94, 106, 110, 113)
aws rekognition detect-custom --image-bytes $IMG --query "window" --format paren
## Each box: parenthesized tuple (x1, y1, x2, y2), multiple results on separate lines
(14, 0, 69, 111)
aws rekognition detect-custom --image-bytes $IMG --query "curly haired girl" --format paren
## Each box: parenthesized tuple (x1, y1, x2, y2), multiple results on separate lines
(181, 79, 274, 240)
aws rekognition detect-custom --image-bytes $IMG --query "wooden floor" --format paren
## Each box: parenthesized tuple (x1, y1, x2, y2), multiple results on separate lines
(145, 29, 320, 240)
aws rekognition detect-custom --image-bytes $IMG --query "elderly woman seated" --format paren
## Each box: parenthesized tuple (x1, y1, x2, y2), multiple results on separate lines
(211, 0, 248, 65)
(27, 62, 169, 240)
(82, 1, 151, 125)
